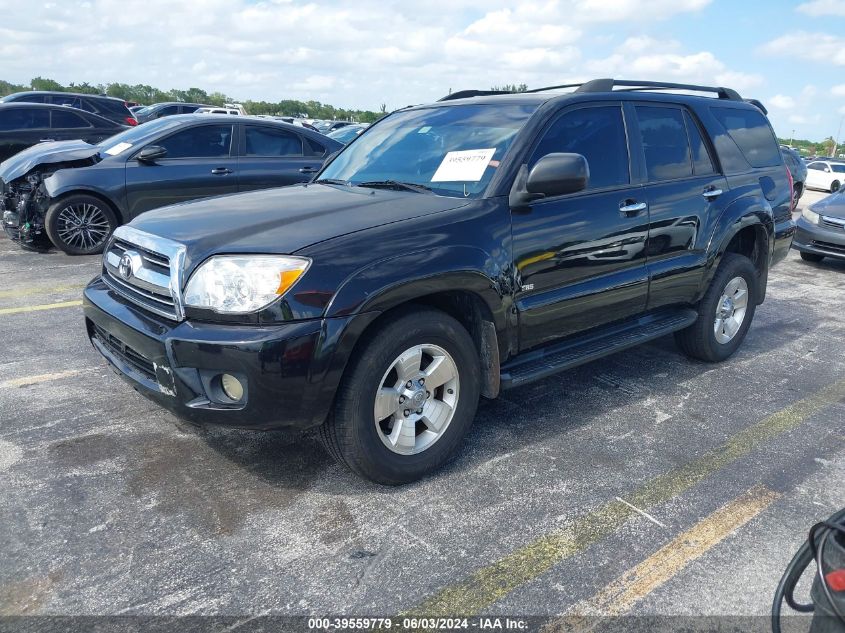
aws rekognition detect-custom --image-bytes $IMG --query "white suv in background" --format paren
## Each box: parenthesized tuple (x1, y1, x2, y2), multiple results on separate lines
(805, 160, 845, 193)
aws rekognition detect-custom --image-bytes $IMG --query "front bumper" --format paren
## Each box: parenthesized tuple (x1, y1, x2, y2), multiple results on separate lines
(792, 216, 845, 260)
(83, 277, 346, 430)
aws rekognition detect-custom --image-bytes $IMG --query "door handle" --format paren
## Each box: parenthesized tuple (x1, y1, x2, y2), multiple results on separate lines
(299, 166, 319, 174)
(211, 167, 233, 175)
(619, 200, 647, 217)
(703, 188, 723, 200)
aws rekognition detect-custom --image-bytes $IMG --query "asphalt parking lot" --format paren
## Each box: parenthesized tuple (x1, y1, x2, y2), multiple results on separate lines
(1, 189, 843, 628)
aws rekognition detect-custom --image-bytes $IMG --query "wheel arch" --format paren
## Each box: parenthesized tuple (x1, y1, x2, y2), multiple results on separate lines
(311, 249, 512, 427)
(704, 202, 773, 305)
(46, 187, 125, 225)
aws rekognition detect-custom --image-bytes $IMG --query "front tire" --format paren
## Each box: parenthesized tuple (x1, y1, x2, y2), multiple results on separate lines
(45, 194, 117, 255)
(831, 180, 841, 194)
(800, 252, 825, 263)
(675, 253, 758, 362)
(319, 307, 481, 485)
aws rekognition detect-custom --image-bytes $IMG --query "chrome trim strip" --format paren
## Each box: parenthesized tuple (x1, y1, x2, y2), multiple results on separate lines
(106, 226, 187, 321)
(103, 271, 175, 307)
(821, 215, 845, 227)
(101, 275, 180, 320)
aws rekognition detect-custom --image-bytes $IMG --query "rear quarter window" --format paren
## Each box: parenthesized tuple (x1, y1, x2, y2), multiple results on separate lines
(711, 107, 781, 169)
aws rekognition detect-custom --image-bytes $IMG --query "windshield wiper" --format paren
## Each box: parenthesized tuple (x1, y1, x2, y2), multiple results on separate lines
(356, 180, 433, 194)
(313, 178, 350, 186)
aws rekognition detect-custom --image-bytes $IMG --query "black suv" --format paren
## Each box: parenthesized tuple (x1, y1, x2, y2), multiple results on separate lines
(0, 91, 138, 127)
(82, 79, 794, 484)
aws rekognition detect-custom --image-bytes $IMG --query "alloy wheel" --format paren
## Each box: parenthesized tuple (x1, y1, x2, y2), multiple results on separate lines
(373, 343, 460, 455)
(713, 276, 749, 344)
(56, 202, 111, 251)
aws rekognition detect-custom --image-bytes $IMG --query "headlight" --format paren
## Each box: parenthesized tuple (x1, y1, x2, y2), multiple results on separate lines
(183, 255, 310, 314)
(802, 208, 820, 224)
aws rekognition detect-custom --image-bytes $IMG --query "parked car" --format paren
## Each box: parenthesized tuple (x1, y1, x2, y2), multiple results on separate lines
(0, 103, 126, 163)
(805, 160, 845, 193)
(793, 188, 845, 262)
(781, 146, 808, 208)
(133, 102, 211, 123)
(327, 124, 368, 144)
(0, 91, 137, 127)
(262, 116, 320, 132)
(81, 78, 793, 484)
(314, 120, 354, 134)
(1, 115, 341, 254)
(195, 107, 240, 115)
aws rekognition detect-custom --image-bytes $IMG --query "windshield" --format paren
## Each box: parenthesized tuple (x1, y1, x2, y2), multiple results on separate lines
(134, 105, 155, 116)
(319, 104, 537, 198)
(328, 126, 364, 143)
(96, 117, 185, 156)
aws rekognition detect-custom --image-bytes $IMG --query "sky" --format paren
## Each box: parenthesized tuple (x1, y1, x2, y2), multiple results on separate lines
(1, 0, 844, 141)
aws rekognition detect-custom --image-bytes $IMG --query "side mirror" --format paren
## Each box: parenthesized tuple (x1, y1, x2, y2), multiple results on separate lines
(509, 153, 589, 210)
(137, 145, 167, 163)
(527, 153, 589, 197)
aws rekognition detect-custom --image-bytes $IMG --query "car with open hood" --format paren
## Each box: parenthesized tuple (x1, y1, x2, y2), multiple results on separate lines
(0, 114, 341, 254)
(82, 78, 794, 484)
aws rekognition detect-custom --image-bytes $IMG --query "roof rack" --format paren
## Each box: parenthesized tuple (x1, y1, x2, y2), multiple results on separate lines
(438, 78, 745, 103)
(438, 89, 513, 102)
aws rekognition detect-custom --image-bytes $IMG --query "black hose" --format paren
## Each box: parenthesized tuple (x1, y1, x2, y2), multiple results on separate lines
(772, 508, 845, 633)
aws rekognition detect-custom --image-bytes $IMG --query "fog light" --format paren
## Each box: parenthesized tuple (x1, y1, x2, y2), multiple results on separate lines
(220, 373, 244, 401)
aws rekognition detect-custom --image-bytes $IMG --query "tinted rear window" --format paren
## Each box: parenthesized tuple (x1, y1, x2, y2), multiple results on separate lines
(0, 108, 49, 130)
(711, 107, 781, 168)
(635, 106, 692, 181)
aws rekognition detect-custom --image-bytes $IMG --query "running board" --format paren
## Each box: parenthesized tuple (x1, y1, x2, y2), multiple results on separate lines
(500, 309, 698, 390)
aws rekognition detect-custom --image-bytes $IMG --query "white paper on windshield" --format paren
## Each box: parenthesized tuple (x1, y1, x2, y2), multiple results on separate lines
(104, 142, 133, 156)
(431, 148, 496, 182)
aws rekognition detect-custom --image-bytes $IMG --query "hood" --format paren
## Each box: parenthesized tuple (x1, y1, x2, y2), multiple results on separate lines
(810, 191, 845, 220)
(130, 183, 470, 265)
(0, 140, 100, 183)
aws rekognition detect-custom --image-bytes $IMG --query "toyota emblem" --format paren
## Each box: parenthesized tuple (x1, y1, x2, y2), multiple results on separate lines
(118, 252, 136, 280)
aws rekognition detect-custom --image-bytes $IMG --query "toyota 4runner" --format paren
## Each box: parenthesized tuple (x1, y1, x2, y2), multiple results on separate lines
(82, 79, 795, 484)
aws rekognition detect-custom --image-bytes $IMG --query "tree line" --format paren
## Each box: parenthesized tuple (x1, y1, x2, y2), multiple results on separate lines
(0, 77, 385, 123)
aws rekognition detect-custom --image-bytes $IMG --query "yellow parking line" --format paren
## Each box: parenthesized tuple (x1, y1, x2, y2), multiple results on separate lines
(0, 284, 85, 300)
(1, 370, 85, 389)
(545, 486, 780, 632)
(408, 378, 845, 617)
(0, 300, 83, 316)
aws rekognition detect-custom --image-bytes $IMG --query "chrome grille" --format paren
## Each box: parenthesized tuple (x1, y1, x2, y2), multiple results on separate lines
(821, 215, 845, 232)
(101, 226, 187, 321)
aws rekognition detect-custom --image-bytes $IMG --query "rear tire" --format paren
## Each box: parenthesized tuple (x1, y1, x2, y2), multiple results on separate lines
(675, 253, 758, 362)
(319, 307, 481, 485)
(800, 252, 825, 263)
(792, 184, 802, 209)
(45, 194, 117, 255)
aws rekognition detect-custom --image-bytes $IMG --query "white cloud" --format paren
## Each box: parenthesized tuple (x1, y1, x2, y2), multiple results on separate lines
(769, 95, 796, 110)
(796, 0, 845, 17)
(585, 39, 763, 94)
(760, 32, 845, 65)
(572, 0, 711, 22)
(0, 0, 750, 111)
(833, 85, 845, 96)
